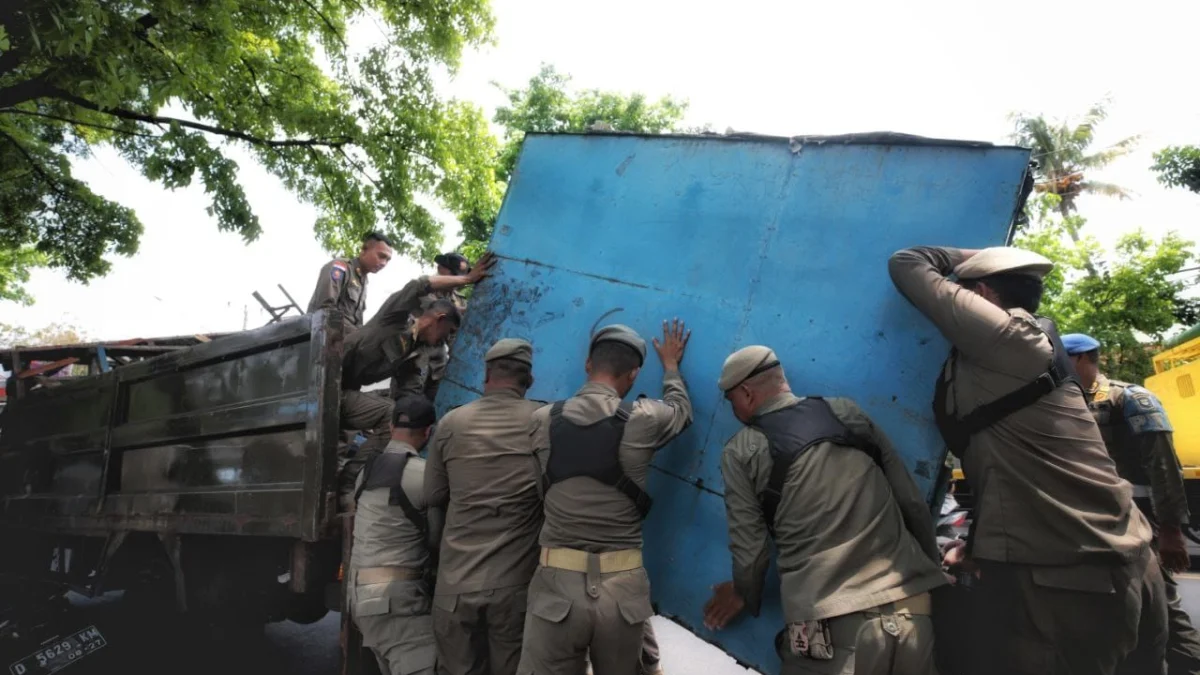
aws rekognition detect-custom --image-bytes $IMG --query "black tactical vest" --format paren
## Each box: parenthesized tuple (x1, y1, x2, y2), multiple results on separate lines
(355, 451, 427, 533)
(933, 316, 1082, 460)
(546, 400, 652, 518)
(751, 398, 882, 536)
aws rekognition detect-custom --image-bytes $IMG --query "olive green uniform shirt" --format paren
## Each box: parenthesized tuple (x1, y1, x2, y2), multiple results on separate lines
(721, 393, 946, 622)
(888, 246, 1151, 565)
(308, 257, 369, 333)
(530, 372, 693, 552)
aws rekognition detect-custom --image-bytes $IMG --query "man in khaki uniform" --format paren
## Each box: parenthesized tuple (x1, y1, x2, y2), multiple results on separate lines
(350, 396, 445, 675)
(420, 252, 473, 401)
(702, 347, 947, 674)
(889, 245, 1167, 675)
(308, 231, 394, 334)
(338, 298, 461, 510)
(425, 338, 545, 675)
(518, 321, 694, 675)
(1064, 332, 1200, 675)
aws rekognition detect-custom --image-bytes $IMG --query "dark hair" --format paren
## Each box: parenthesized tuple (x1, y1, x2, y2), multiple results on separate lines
(423, 299, 461, 327)
(486, 359, 533, 389)
(391, 395, 435, 428)
(589, 341, 641, 376)
(969, 272, 1044, 313)
(363, 231, 393, 248)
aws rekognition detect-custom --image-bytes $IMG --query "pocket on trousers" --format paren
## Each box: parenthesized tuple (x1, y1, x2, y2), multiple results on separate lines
(400, 642, 437, 675)
(617, 594, 654, 625)
(1030, 565, 1115, 594)
(529, 591, 572, 624)
(432, 593, 457, 613)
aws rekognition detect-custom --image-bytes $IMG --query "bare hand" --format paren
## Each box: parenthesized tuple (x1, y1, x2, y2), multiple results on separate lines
(1159, 526, 1191, 574)
(466, 252, 496, 284)
(941, 539, 980, 582)
(703, 581, 745, 631)
(652, 318, 690, 371)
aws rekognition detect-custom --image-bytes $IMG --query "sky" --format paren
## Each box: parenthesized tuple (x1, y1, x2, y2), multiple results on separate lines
(3, 0, 1199, 343)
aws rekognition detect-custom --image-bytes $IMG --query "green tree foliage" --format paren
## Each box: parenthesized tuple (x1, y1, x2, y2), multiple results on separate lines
(1016, 195, 1197, 382)
(0, 321, 87, 348)
(1152, 145, 1200, 194)
(0, 0, 496, 304)
(457, 64, 690, 245)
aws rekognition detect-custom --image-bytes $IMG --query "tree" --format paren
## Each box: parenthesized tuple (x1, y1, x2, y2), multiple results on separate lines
(457, 64, 690, 246)
(1009, 101, 1139, 227)
(1152, 145, 1200, 194)
(0, 0, 497, 304)
(1016, 195, 1197, 382)
(0, 321, 87, 348)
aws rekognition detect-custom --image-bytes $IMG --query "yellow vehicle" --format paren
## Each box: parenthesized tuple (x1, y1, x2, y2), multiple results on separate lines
(1144, 324, 1200, 505)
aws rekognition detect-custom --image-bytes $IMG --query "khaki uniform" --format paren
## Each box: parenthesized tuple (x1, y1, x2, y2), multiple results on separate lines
(518, 374, 693, 675)
(425, 389, 546, 675)
(421, 289, 469, 401)
(889, 246, 1166, 675)
(351, 441, 443, 675)
(1091, 374, 1200, 675)
(721, 393, 946, 674)
(338, 277, 434, 507)
(308, 257, 369, 333)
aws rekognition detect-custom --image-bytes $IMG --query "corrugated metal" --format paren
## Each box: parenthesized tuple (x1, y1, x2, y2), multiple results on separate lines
(436, 132, 1029, 672)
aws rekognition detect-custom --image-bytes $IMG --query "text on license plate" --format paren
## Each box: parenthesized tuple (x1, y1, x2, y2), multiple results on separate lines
(9, 625, 106, 675)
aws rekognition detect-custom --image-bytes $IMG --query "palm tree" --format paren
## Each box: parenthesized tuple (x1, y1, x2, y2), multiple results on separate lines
(1009, 101, 1140, 275)
(1010, 102, 1139, 218)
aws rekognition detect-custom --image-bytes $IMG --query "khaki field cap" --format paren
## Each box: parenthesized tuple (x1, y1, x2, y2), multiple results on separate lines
(953, 246, 1054, 280)
(719, 346, 780, 392)
(485, 338, 533, 366)
(590, 324, 647, 365)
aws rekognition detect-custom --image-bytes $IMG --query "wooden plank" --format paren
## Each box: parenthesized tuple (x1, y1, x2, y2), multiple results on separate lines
(16, 357, 79, 379)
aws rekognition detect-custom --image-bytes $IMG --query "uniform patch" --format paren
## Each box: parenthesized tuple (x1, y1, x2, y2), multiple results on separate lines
(330, 260, 349, 283)
(1123, 385, 1173, 434)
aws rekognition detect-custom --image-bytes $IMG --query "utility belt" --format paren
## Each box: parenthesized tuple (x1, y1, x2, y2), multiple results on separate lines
(538, 547, 643, 574)
(355, 565, 424, 585)
(865, 591, 933, 617)
(782, 592, 933, 663)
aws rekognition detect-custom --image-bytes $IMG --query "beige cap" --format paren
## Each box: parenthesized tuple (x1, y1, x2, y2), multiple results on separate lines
(484, 338, 533, 366)
(954, 247, 1054, 280)
(590, 324, 646, 365)
(718, 346, 781, 391)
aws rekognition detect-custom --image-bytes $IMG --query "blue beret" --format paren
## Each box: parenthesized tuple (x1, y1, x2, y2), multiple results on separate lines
(1061, 333, 1100, 355)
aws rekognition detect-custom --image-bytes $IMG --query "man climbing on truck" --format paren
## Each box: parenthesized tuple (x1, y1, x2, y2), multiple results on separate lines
(1064, 332, 1200, 675)
(307, 231, 395, 335)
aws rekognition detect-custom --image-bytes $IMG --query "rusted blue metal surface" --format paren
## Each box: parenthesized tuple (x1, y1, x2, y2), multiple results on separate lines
(436, 132, 1030, 672)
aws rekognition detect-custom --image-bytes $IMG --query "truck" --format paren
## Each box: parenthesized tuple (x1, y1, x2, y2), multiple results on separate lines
(0, 130, 1032, 674)
(1144, 323, 1200, 542)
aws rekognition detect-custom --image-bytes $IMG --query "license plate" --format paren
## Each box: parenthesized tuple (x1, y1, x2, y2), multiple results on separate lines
(8, 626, 106, 675)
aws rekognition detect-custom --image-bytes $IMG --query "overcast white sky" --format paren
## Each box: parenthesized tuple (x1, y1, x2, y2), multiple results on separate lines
(3, 0, 1199, 342)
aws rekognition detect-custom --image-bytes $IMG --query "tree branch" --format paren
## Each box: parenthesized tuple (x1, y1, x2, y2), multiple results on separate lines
(0, 108, 156, 137)
(0, 75, 55, 109)
(299, 0, 347, 47)
(46, 89, 354, 148)
(239, 58, 271, 108)
(0, 129, 69, 198)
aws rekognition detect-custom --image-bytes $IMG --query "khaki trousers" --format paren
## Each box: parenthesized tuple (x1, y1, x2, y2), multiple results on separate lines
(1161, 561, 1200, 675)
(353, 579, 438, 675)
(518, 566, 654, 675)
(432, 584, 528, 675)
(778, 606, 937, 674)
(970, 548, 1167, 675)
(338, 390, 393, 509)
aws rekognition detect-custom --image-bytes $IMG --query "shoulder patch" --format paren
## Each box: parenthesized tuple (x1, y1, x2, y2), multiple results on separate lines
(1122, 386, 1173, 434)
(330, 260, 349, 283)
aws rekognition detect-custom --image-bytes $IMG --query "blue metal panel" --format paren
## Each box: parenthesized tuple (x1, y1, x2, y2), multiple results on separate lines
(436, 132, 1030, 673)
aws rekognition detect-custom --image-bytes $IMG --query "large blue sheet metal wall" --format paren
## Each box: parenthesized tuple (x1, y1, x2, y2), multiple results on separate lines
(435, 132, 1030, 672)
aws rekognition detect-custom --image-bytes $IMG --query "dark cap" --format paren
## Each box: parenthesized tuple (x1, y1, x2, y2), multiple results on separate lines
(485, 338, 533, 366)
(590, 324, 647, 365)
(392, 395, 436, 428)
(434, 252, 471, 275)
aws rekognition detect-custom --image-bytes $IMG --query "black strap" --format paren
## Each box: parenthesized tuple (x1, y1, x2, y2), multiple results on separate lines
(933, 316, 1081, 460)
